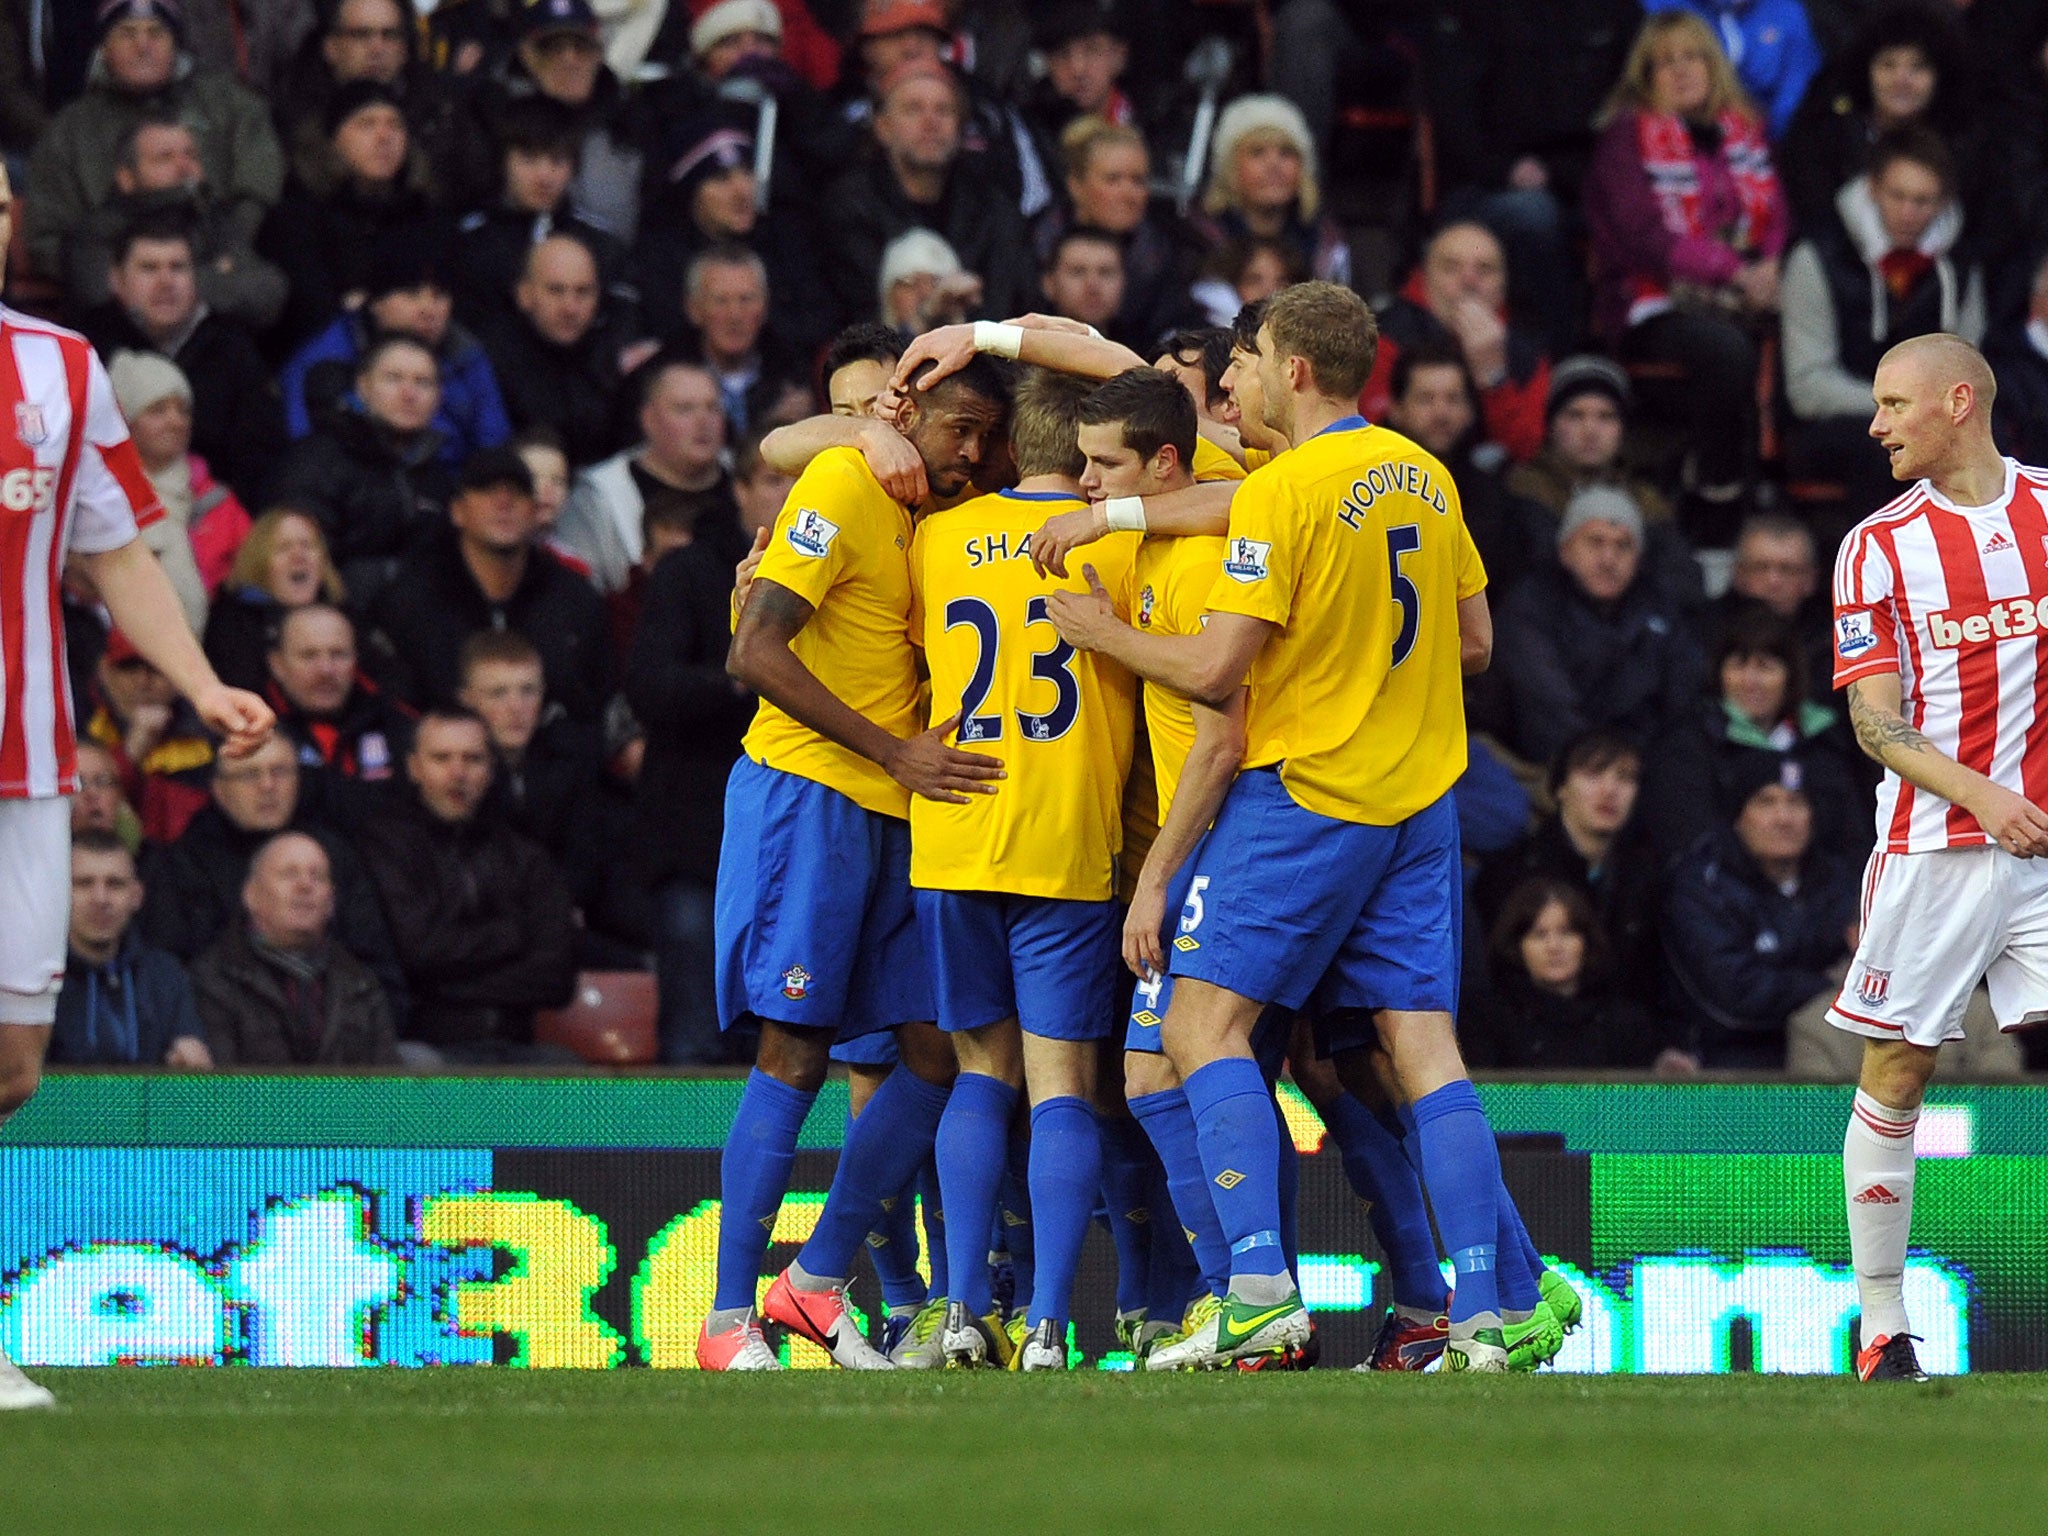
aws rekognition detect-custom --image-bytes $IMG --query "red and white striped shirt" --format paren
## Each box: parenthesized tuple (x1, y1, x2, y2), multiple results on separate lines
(0, 307, 160, 800)
(1833, 458, 2048, 853)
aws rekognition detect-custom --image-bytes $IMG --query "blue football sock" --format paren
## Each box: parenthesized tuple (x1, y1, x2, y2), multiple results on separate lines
(934, 1072, 1016, 1318)
(796, 1065, 950, 1283)
(864, 1183, 927, 1310)
(1324, 1091, 1449, 1312)
(1411, 1080, 1503, 1327)
(917, 1155, 948, 1297)
(1026, 1096, 1101, 1331)
(1501, 1182, 1545, 1278)
(1273, 1092, 1300, 1275)
(714, 1069, 817, 1312)
(1184, 1057, 1289, 1288)
(1128, 1086, 1230, 1298)
(1143, 1158, 1200, 1319)
(1099, 1114, 1157, 1316)
(1496, 1185, 1544, 1312)
(1001, 1133, 1036, 1316)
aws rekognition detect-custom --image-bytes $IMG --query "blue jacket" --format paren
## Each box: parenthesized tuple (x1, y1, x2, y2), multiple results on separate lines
(48, 932, 204, 1066)
(1641, 0, 1822, 140)
(280, 313, 513, 469)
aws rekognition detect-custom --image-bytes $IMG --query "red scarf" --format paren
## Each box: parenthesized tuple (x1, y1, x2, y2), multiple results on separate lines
(1635, 108, 1777, 252)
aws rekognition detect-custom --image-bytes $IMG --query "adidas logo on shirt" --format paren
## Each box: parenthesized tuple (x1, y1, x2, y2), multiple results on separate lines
(1983, 530, 2014, 554)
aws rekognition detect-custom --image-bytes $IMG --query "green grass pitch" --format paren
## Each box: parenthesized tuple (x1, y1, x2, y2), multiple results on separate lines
(13, 1370, 2048, 1534)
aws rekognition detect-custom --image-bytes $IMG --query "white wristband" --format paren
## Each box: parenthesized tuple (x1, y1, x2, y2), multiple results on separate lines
(1083, 324, 1103, 339)
(1103, 495, 1147, 533)
(973, 321, 1024, 359)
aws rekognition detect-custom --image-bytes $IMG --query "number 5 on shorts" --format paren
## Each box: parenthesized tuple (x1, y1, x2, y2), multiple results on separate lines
(1176, 875, 1210, 947)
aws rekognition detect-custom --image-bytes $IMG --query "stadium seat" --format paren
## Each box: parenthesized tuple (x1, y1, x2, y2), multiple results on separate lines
(535, 971, 658, 1066)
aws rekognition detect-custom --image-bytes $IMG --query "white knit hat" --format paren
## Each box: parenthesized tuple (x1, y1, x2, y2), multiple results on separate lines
(690, 0, 780, 58)
(108, 349, 192, 421)
(877, 227, 962, 306)
(1207, 93, 1319, 217)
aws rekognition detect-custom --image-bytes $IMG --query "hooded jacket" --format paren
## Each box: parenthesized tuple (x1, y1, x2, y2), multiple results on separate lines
(47, 931, 203, 1065)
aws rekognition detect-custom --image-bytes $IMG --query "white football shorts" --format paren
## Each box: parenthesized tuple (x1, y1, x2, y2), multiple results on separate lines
(0, 796, 70, 1024)
(1829, 843, 2048, 1047)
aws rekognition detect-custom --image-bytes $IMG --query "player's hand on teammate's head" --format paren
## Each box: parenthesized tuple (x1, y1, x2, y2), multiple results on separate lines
(195, 684, 276, 758)
(1122, 881, 1168, 981)
(1044, 565, 1119, 651)
(887, 712, 1005, 804)
(855, 417, 929, 504)
(889, 324, 977, 394)
(1029, 505, 1108, 579)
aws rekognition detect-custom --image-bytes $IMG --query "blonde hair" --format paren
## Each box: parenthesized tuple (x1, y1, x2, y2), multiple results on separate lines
(1060, 115, 1146, 184)
(228, 507, 347, 605)
(1202, 94, 1321, 223)
(1601, 11, 1756, 125)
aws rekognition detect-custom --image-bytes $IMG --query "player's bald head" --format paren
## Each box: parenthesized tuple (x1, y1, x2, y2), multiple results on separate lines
(1877, 333, 1996, 410)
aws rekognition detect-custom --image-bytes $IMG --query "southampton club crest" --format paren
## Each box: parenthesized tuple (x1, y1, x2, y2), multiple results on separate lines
(780, 965, 812, 1001)
(1857, 967, 1891, 1008)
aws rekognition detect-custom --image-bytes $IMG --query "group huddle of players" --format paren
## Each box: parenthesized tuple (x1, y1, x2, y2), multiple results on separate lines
(695, 281, 1578, 1374)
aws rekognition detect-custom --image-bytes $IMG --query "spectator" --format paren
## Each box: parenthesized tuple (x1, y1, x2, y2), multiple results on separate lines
(475, 231, 623, 466)
(270, 332, 455, 604)
(71, 738, 143, 850)
(1039, 226, 1129, 345)
(79, 213, 286, 505)
(277, 0, 495, 215)
(1361, 220, 1553, 464)
(280, 232, 513, 472)
(482, 0, 644, 245)
(458, 629, 601, 868)
(1781, 127, 1984, 515)
(1988, 250, 2048, 464)
(1420, 0, 1639, 356)
(259, 80, 443, 350)
(1641, 607, 1865, 861)
(47, 830, 209, 1067)
(82, 630, 213, 843)
(516, 426, 588, 576)
(1639, 0, 1822, 141)
(355, 706, 579, 1064)
(1703, 512, 1835, 704)
(61, 112, 288, 328)
(1496, 484, 1708, 767)
(107, 349, 244, 633)
(1189, 94, 1350, 289)
(1031, 117, 1198, 352)
(263, 603, 415, 831)
(1466, 877, 1661, 1070)
(1188, 234, 1306, 328)
(180, 0, 317, 100)
(367, 446, 612, 723)
(1152, 323, 1239, 430)
(558, 359, 733, 595)
(818, 58, 1037, 329)
(1585, 11, 1788, 519)
(190, 830, 400, 1066)
(452, 95, 635, 337)
(1663, 755, 1857, 1069)
(679, 243, 809, 436)
(1477, 728, 1665, 1008)
(1020, 3, 1135, 171)
(876, 227, 979, 331)
(23, 0, 283, 297)
(1777, 1, 1973, 234)
(139, 732, 408, 1023)
(202, 507, 347, 693)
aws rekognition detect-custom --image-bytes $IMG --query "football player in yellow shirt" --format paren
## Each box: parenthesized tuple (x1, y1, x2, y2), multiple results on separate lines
(697, 355, 1010, 1373)
(1047, 281, 1516, 1371)
(906, 370, 1143, 1370)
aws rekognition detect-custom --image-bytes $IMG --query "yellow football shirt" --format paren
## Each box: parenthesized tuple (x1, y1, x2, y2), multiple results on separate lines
(908, 489, 1141, 899)
(1243, 445, 1276, 471)
(1205, 419, 1485, 826)
(740, 447, 924, 819)
(1133, 532, 1227, 816)
(1118, 725, 1158, 904)
(1192, 435, 1246, 483)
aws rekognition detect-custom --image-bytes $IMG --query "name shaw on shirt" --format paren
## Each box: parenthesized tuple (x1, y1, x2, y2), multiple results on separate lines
(1336, 462, 1447, 530)
(963, 530, 1037, 567)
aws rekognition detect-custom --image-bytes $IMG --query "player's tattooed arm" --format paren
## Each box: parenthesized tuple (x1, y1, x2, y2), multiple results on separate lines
(727, 579, 1003, 803)
(1847, 673, 2048, 857)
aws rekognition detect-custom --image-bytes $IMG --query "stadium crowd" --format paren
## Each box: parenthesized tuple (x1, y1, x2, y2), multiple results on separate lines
(26, 0, 2048, 1082)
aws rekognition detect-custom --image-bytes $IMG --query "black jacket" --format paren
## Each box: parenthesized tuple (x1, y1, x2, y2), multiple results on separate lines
(264, 674, 418, 833)
(268, 408, 455, 605)
(366, 529, 611, 725)
(1029, 202, 1204, 356)
(474, 308, 624, 467)
(257, 185, 444, 352)
(1477, 816, 1667, 1010)
(76, 302, 286, 505)
(138, 801, 409, 1029)
(631, 199, 831, 357)
(47, 932, 204, 1065)
(453, 202, 636, 337)
(1641, 702, 1869, 863)
(625, 522, 757, 887)
(191, 920, 399, 1066)
(201, 586, 281, 694)
(1663, 826, 1858, 1069)
(355, 793, 578, 1047)
(1464, 971, 1663, 1070)
(1496, 568, 1709, 767)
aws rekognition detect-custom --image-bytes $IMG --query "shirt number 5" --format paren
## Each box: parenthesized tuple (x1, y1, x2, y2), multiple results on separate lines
(1388, 523, 1421, 667)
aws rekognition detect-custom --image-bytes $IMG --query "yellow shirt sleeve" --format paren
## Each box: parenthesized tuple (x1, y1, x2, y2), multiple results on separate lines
(1203, 470, 1299, 628)
(755, 453, 863, 611)
(1455, 516, 1488, 600)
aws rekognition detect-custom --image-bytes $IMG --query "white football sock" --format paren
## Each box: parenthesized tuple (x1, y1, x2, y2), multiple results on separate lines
(1844, 1089, 1918, 1341)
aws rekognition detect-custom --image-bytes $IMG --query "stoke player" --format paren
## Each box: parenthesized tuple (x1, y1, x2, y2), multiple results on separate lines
(909, 370, 1142, 1370)
(0, 165, 273, 1410)
(1048, 282, 1514, 1370)
(697, 357, 1009, 1372)
(1829, 334, 2048, 1383)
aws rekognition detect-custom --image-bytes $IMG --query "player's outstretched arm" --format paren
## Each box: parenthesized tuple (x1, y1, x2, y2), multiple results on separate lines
(1030, 481, 1237, 578)
(728, 578, 1003, 804)
(81, 538, 273, 757)
(1048, 568, 1270, 705)
(1847, 673, 2048, 856)
(892, 321, 1147, 398)
(1124, 689, 1247, 980)
(757, 415, 930, 505)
